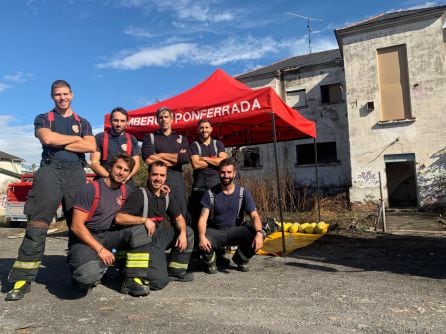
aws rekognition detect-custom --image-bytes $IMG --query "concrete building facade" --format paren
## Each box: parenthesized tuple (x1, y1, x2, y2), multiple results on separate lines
(335, 5, 446, 208)
(236, 5, 446, 209)
(236, 50, 351, 193)
(0, 151, 23, 190)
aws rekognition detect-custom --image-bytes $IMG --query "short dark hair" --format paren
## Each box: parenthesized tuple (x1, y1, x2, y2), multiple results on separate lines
(198, 119, 212, 127)
(110, 107, 128, 121)
(51, 80, 71, 95)
(149, 160, 168, 174)
(219, 157, 236, 170)
(156, 107, 173, 120)
(110, 153, 135, 171)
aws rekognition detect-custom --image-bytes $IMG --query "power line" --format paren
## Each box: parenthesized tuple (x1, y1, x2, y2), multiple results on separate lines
(285, 12, 323, 54)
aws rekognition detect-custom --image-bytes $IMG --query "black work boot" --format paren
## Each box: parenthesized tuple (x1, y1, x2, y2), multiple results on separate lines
(216, 255, 230, 267)
(168, 271, 195, 282)
(202, 251, 217, 274)
(120, 277, 150, 297)
(5, 281, 31, 301)
(216, 247, 230, 267)
(232, 248, 249, 273)
(237, 264, 249, 272)
(75, 280, 100, 295)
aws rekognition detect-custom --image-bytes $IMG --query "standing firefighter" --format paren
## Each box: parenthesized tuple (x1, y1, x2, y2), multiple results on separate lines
(189, 119, 227, 265)
(68, 154, 151, 297)
(189, 119, 227, 227)
(90, 107, 140, 192)
(5, 80, 96, 301)
(115, 160, 194, 290)
(198, 158, 264, 274)
(141, 107, 190, 220)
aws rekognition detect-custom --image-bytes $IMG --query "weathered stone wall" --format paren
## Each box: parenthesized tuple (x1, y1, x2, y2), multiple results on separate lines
(342, 15, 446, 207)
(238, 64, 351, 192)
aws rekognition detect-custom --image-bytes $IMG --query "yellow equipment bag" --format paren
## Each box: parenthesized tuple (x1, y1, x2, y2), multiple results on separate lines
(257, 231, 326, 256)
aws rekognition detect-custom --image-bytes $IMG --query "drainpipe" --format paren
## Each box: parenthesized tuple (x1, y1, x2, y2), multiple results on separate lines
(378, 171, 387, 232)
(276, 70, 286, 100)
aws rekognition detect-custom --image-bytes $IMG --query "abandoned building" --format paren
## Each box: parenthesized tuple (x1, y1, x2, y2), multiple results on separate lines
(236, 49, 351, 195)
(236, 5, 446, 209)
(0, 151, 23, 189)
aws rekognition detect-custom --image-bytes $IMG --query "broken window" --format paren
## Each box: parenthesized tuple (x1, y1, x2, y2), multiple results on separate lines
(296, 142, 338, 165)
(320, 83, 343, 104)
(377, 45, 412, 121)
(286, 89, 306, 108)
(242, 146, 262, 168)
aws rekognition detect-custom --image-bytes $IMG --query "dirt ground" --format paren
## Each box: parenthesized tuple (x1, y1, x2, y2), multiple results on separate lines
(0, 223, 445, 334)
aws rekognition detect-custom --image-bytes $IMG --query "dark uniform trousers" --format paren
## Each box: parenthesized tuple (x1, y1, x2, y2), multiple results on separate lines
(68, 225, 150, 287)
(148, 223, 194, 290)
(8, 162, 86, 283)
(202, 226, 257, 267)
(189, 173, 220, 228)
(166, 170, 188, 220)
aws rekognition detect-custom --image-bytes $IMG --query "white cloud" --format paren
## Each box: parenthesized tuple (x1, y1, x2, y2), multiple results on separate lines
(0, 83, 11, 93)
(92, 125, 105, 136)
(119, 0, 151, 7)
(340, 2, 443, 29)
(172, 1, 234, 22)
(97, 34, 338, 70)
(96, 43, 197, 69)
(403, 1, 439, 10)
(4, 71, 34, 83)
(0, 117, 106, 167)
(119, 0, 234, 23)
(298, 37, 339, 55)
(124, 26, 156, 38)
(0, 115, 41, 165)
(192, 36, 285, 66)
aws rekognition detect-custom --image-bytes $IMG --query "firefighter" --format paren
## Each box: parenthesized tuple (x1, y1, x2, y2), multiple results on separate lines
(115, 160, 194, 290)
(90, 107, 140, 192)
(141, 107, 190, 220)
(189, 119, 227, 266)
(189, 119, 227, 228)
(5, 80, 96, 301)
(197, 158, 264, 274)
(68, 153, 150, 297)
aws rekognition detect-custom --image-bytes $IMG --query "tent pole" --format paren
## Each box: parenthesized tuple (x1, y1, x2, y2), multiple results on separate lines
(271, 112, 286, 256)
(313, 138, 321, 222)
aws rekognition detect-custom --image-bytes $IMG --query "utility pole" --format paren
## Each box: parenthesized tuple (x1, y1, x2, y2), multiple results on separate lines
(285, 12, 323, 54)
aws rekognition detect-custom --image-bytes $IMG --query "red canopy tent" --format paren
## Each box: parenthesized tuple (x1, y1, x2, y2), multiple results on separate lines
(105, 68, 316, 144)
(105, 68, 318, 255)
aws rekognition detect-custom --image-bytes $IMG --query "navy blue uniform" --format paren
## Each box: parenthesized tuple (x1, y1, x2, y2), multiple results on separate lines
(8, 110, 93, 283)
(68, 179, 150, 288)
(189, 139, 225, 229)
(141, 130, 190, 219)
(201, 185, 258, 267)
(190, 139, 225, 191)
(119, 187, 194, 290)
(95, 131, 140, 171)
(95, 130, 140, 192)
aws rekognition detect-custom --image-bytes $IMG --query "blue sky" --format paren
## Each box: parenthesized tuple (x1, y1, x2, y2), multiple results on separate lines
(0, 0, 444, 167)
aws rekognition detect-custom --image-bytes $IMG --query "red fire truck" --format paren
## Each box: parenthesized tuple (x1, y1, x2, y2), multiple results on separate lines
(5, 173, 95, 226)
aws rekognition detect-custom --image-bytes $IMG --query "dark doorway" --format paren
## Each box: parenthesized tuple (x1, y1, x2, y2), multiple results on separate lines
(385, 157, 418, 208)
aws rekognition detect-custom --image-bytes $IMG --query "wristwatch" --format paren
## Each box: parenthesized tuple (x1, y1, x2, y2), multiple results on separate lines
(256, 230, 263, 234)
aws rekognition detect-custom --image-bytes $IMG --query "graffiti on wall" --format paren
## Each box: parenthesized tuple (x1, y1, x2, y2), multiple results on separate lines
(356, 170, 379, 185)
(417, 148, 446, 207)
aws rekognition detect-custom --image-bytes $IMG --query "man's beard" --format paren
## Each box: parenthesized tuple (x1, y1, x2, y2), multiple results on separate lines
(112, 127, 124, 134)
(220, 176, 234, 185)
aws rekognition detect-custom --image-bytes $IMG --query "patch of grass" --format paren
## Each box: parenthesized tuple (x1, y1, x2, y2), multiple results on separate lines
(236, 172, 379, 231)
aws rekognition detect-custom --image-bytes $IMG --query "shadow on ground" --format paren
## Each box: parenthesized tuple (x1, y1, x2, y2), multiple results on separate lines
(286, 232, 446, 279)
(0, 255, 91, 300)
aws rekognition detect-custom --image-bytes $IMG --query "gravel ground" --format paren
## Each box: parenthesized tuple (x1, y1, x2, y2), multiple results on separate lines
(0, 226, 445, 334)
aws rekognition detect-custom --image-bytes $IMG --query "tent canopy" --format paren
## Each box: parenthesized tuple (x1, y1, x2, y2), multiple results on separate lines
(105, 69, 316, 146)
